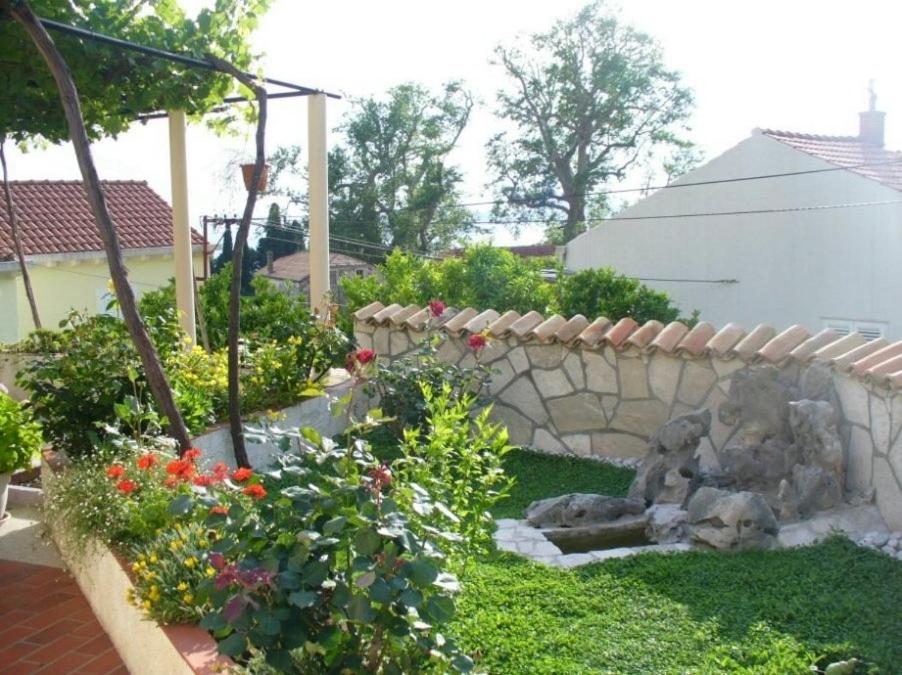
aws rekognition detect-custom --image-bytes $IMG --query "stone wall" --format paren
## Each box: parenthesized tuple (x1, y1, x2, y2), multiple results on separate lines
(355, 315, 902, 528)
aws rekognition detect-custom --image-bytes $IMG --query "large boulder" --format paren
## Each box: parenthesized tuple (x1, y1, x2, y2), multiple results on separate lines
(718, 366, 798, 445)
(686, 487, 778, 550)
(525, 493, 646, 528)
(788, 400, 844, 481)
(629, 409, 711, 507)
(645, 504, 688, 544)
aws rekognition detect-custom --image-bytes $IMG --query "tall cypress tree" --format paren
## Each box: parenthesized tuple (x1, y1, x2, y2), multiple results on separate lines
(258, 203, 304, 261)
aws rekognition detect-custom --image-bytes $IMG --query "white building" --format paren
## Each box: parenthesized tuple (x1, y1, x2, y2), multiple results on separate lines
(564, 104, 902, 338)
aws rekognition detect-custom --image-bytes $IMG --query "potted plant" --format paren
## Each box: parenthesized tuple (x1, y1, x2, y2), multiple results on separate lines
(240, 162, 270, 192)
(0, 387, 43, 525)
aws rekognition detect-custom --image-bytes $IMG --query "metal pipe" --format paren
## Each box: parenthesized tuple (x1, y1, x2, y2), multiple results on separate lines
(38, 17, 341, 99)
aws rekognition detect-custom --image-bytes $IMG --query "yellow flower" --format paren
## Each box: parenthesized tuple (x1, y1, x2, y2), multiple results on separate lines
(205, 567, 216, 578)
(184, 556, 198, 569)
(143, 600, 151, 610)
(197, 538, 210, 549)
(149, 555, 158, 564)
(169, 541, 182, 552)
(177, 582, 189, 592)
(131, 562, 141, 572)
(183, 593, 194, 604)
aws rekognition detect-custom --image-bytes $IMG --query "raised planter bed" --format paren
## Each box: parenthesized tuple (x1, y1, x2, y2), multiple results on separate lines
(42, 455, 232, 675)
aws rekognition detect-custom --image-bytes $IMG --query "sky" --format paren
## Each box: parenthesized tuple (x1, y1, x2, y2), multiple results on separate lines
(6, 0, 902, 247)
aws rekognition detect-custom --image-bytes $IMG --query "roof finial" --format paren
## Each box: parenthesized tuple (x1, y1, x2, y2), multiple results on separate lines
(868, 79, 877, 112)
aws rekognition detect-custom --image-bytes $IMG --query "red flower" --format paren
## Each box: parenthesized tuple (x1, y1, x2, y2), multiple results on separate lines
(106, 465, 125, 479)
(468, 333, 488, 351)
(208, 551, 226, 570)
(136, 454, 158, 470)
(184, 448, 203, 461)
(232, 467, 254, 483)
(428, 299, 446, 318)
(209, 505, 229, 516)
(116, 479, 138, 495)
(368, 464, 393, 487)
(242, 484, 267, 500)
(212, 463, 230, 480)
(163, 476, 179, 489)
(193, 474, 215, 487)
(355, 348, 376, 365)
(166, 459, 196, 481)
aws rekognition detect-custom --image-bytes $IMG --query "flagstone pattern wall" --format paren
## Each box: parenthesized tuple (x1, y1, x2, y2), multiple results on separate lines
(354, 302, 902, 528)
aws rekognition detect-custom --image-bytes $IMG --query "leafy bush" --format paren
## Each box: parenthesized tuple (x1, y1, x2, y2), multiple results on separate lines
(18, 313, 147, 458)
(397, 386, 513, 563)
(358, 335, 492, 436)
(340, 246, 558, 319)
(0, 391, 43, 474)
(191, 426, 473, 672)
(556, 267, 683, 324)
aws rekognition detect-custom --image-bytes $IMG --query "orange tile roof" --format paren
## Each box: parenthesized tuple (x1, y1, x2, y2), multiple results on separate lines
(761, 129, 902, 191)
(0, 180, 203, 260)
(355, 301, 902, 391)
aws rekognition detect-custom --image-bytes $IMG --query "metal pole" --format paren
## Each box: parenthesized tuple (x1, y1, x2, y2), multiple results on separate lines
(167, 110, 196, 345)
(307, 94, 330, 316)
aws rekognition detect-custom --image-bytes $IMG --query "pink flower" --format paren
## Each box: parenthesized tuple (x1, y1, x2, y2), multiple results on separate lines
(355, 348, 376, 365)
(427, 300, 446, 318)
(468, 333, 488, 351)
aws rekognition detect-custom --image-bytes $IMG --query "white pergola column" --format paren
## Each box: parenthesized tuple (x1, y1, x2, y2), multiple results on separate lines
(307, 93, 330, 316)
(167, 109, 196, 344)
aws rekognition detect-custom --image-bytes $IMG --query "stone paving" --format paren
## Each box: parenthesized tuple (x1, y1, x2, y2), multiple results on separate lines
(494, 518, 692, 568)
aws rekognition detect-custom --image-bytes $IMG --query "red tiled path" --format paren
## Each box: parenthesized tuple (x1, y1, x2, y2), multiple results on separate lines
(0, 560, 126, 674)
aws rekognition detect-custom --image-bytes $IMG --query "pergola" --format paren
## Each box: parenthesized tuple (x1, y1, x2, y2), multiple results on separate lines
(40, 17, 340, 343)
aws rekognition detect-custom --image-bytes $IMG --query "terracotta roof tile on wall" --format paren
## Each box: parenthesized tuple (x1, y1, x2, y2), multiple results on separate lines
(354, 301, 902, 392)
(0, 180, 203, 259)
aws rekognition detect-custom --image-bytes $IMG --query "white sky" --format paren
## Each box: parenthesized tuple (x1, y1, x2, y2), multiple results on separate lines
(7, 0, 902, 246)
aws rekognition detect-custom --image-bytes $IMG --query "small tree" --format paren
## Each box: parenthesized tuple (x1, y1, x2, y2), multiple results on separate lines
(557, 268, 682, 324)
(488, 1, 694, 242)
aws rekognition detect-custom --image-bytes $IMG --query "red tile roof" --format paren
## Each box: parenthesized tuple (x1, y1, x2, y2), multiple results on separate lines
(0, 180, 203, 260)
(257, 251, 373, 282)
(760, 130, 902, 192)
(355, 301, 902, 391)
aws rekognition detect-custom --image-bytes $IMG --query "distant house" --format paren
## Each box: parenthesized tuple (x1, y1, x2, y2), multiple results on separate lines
(256, 250, 374, 305)
(0, 180, 206, 343)
(565, 101, 902, 338)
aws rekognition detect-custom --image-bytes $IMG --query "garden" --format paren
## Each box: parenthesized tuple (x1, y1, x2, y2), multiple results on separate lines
(2, 281, 901, 675)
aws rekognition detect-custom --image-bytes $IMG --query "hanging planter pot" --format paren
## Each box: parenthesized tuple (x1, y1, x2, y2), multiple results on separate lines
(240, 163, 270, 192)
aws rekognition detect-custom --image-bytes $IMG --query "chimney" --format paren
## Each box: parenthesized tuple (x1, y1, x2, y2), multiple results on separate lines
(859, 80, 885, 146)
(266, 250, 274, 274)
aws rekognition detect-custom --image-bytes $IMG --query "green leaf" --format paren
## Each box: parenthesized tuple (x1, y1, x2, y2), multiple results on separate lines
(168, 494, 194, 516)
(399, 588, 423, 607)
(356, 571, 376, 588)
(406, 559, 439, 587)
(346, 595, 376, 623)
(354, 527, 381, 555)
(424, 595, 455, 623)
(217, 633, 247, 657)
(288, 590, 318, 608)
(323, 516, 347, 534)
(265, 649, 295, 671)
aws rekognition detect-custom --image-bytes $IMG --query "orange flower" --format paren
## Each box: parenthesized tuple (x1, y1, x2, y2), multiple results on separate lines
(193, 474, 215, 487)
(209, 505, 229, 515)
(166, 459, 196, 481)
(106, 465, 125, 479)
(163, 476, 179, 489)
(184, 448, 203, 461)
(212, 463, 230, 480)
(136, 453, 158, 470)
(116, 479, 138, 495)
(242, 484, 267, 500)
(232, 467, 254, 483)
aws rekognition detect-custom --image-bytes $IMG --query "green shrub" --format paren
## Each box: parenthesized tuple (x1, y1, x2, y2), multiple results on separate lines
(359, 335, 492, 436)
(397, 386, 514, 564)
(340, 246, 557, 320)
(0, 391, 43, 474)
(192, 426, 473, 672)
(556, 267, 684, 324)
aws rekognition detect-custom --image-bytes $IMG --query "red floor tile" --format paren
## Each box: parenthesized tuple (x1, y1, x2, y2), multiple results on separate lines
(0, 561, 124, 672)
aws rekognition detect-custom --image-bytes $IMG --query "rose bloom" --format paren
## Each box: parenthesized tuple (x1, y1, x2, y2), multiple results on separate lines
(242, 484, 267, 500)
(136, 454, 158, 470)
(468, 333, 488, 351)
(355, 348, 376, 365)
(116, 479, 138, 495)
(106, 465, 125, 479)
(427, 299, 446, 318)
(232, 467, 254, 483)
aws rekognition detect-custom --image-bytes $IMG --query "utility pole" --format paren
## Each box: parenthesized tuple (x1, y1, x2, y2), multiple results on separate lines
(168, 109, 196, 344)
(307, 93, 330, 316)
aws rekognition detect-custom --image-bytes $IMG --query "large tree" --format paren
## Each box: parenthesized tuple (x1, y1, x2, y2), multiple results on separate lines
(487, 0, 694, 242)
(270, 82, 475, 254)
(0, 0, 270, 453)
